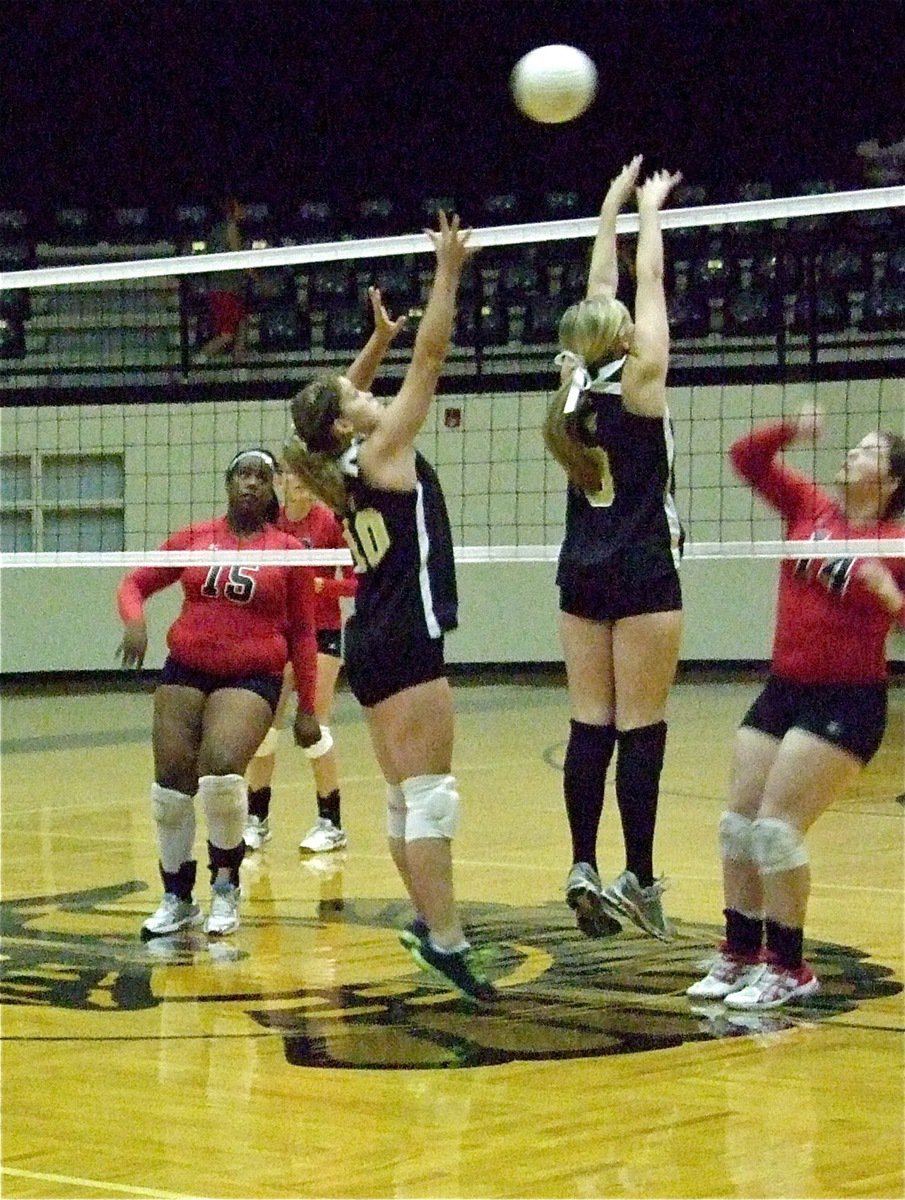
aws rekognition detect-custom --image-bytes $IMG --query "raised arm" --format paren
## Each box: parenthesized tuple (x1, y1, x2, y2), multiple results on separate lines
(371, 212, 474, 455)
(345, 286, 407, 390)
(586, 155, 643, 301)
(620, 168, 681, 417)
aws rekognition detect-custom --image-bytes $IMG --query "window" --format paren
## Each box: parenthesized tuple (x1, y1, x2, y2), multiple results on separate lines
(0, 453, 124, 551)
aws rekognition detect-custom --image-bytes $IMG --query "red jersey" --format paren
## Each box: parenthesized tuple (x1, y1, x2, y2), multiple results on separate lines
(116, 517, 318, 710)
(730, 421, 905, 684)
(275, 503, 357, 632)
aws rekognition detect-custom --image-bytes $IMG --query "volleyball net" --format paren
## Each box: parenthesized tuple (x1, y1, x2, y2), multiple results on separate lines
(1, 184, 903, 569)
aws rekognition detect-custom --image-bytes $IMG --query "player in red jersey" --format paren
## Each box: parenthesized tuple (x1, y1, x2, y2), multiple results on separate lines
(117, 448, 321, 940)
(688, 407, 905, 1010)
(244, 463, 358, 855)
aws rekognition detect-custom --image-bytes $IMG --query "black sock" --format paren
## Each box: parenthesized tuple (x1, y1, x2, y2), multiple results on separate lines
(765, 918, 804, 971)
(614, 722, 667, 888)
(207, 841, 245, 888)
(317, 788, 341, 827)
(160, 859, 196, 902)
(724, 907, 763, 956)
(248, 786, 271, 820)
(564, 721, 616, 871)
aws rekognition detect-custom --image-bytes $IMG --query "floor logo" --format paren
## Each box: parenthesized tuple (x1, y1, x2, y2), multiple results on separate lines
(2, 882, 900, 1070)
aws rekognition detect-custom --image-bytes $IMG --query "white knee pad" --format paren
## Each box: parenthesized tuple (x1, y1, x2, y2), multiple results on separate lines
(386, 783, 406, 840)
(751, 817, 809, 874)
(402, 774, 459, 842)
(151, 784, 196, 873)
(304, 725, 334, 760)
(253, 725, 280, 758)
(718, 810, 754, 863)
(198, 774, 248, 850)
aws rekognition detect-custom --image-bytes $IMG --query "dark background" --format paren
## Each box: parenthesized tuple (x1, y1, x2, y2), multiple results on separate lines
(2, 0, 903, 225)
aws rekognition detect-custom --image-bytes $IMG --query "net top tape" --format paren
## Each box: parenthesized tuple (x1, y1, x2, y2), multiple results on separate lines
(1, 186, 902, 290)
(3, 540, 904, 568)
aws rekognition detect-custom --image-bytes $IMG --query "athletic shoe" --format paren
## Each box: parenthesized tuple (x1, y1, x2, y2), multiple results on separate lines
(299, 817, 347, 854)
(724, 961, 820, 1010)
(602, 870, 673, 940)
(403, 933, 499, 1004)
(686, 944, 764, 998)
(398, 916, 431, 950)
(204, 883, 241, 936)
(141, 894, 203, 941)
(565, 862, 622, 938)
(243, 815, 272, 851)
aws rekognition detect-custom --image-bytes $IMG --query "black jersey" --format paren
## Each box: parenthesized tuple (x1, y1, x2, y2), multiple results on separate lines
(341, 442, 458, 640)
(556, 392, 684, 587)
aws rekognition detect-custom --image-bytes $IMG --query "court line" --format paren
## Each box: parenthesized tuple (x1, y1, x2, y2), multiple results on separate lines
(0, 1165, 200, 1199)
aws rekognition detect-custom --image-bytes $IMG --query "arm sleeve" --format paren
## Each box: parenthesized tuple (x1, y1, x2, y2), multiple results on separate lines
(729, 420, 822, 521)
(286, 566, 318, 712)
(116, 565, 183, 622)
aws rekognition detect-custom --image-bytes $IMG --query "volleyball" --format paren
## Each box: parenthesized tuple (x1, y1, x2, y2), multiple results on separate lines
(510, 45, 598, 124)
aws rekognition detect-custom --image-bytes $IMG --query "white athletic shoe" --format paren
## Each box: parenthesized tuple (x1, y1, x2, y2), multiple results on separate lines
(141, 894, 203, 940)
(204, 884, 241, 936)
(299, 817, 347, 854)
(243, 815, 272, 851)
(686, 945, 764, 999)
(724, 961, 820, 1010)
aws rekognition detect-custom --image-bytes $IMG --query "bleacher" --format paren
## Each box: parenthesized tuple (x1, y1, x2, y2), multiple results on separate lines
(0, 185, 903, 393)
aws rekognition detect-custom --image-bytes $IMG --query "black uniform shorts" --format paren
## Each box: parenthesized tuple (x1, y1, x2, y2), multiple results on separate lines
(343, 615, 446, 709)
(159, 656, 283, 714)
(559, 564, 682, 622)
(741, 674, 888, 765)
(316, 628, 342, 658)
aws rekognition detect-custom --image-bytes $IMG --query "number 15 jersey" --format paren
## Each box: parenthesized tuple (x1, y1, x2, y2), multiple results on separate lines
(340, 442, 458, 642)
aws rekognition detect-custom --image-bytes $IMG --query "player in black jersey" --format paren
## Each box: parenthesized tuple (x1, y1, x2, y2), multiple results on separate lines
(543, 156, 684, 942)
(284, 213, 497, 1003)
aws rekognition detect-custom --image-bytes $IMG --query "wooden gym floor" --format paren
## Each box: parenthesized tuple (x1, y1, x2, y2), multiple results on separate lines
(1, 668, 902, 1199)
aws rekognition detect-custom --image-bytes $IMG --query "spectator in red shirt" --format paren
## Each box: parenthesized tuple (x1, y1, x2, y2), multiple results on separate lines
(117, 448, 320, 940)
(244, 465, 358, 856)
(688, 407, 905, 1010)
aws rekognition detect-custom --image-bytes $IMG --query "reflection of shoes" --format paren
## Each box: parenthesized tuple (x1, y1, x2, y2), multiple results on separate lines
(398, 916, 430, 950)
(602, 870, 673, 940)
(724, 960, 819, 1010)
(300, 850, 346, 879)
(299, 818, 347, 854)
(204, 883, 241, 936)
(243, 815, 272, 851)
(686, 944, 764, 998)
(566, 862, 622, 938)
(141, 894, 203, 940)
(143, 933, 203, 961)
(403, 932, 499, 1004)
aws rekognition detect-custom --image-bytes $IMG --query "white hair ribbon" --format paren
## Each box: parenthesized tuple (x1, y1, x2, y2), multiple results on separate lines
(554, 352, 627, 413)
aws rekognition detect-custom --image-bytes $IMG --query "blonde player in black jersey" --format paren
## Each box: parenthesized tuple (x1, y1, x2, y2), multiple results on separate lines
(544, 156, 684, 942)
(285, 213, 497, 1003)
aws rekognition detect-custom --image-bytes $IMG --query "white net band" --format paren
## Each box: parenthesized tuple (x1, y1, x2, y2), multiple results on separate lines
(0, 186, 902, 290)
(3, 540, 904, 569)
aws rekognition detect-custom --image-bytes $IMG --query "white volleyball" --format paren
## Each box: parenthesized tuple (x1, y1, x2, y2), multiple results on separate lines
(511, 44, 598, 124)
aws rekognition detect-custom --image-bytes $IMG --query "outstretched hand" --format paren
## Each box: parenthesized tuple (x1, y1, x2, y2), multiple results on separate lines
(636, 169, 683, 210)
(425, 210, 475, 274)
(368, 285, 407, 341)
(603, 155, 643, 210)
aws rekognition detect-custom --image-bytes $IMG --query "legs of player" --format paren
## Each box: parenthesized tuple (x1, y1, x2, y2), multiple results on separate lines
(602, 609, 682, 939)
(195, 688, 274, 934)
(244, 666, 294, 849)
(299, 651, 348, 853)
(365, 678, 496, 1002)
(692, 725, 862, 1007)
(559, 611, 622, 936)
